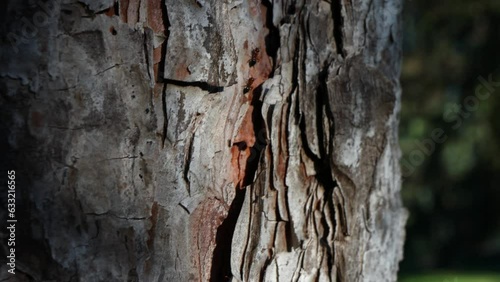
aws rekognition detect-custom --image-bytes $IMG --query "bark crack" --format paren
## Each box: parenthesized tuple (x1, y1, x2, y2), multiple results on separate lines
(143, 28, 153, 83)
(332, 0, 345, 57)
(241, 85, 267, 187)
(262, 0, 281, 78)
(95, 64, 121, 76)
(183, 115, 202, 196)
(165, 79, 224, 93)
(209, 188, 246, 282)
(159, 0, 170, 81)
(85, 211, 147, 221)
(96, 155, 139, 162)
(161, 83, 170, 148)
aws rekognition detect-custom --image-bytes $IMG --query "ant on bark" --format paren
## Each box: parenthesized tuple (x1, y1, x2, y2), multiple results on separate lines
(243, 77, 255, 94)
(248, 48, 259, 67)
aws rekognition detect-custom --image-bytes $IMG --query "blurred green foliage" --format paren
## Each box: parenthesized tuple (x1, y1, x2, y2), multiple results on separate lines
(400, 0, 500, 274)
(400, 272, 500, 282)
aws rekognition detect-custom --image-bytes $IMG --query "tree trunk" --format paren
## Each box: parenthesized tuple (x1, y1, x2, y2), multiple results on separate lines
(0, 0, 406, 281)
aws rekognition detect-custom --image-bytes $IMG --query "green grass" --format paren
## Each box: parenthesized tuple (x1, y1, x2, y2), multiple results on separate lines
(400, 272, 500, 282)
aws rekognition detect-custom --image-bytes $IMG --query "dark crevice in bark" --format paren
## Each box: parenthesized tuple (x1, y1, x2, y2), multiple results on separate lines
(242, 85, 267, 186)
(159, 3, 170, 148)
(321, 193, 337, 275)
(161, 84, 169, 148)
(262, 0, 280, 78)
(281, 90, 294, 251)
(317, 64, 335, 158)
(165, 79, 224, 93)
(332, 0, 345, 57)
(331, 182, 350, 239)
(233, 141, 248, 152)
(284, 187, 297, 250)
(266, 103, 275, 138)
(183, 126, 196, 195)
(210, 188, 246, 282)
(316, 65, 337, 278)
(113, 1, 119, 16)
(177, 202, 190, 214)
(297, 115, 316, 161)
(336, 266, 343, 282)
(158, 1, 170, 82)
(143, 29, 153, 82)
(243, 184, 265, 281)
(294, 44, 338, 276)
(295, 24, 317, 163)
(279, 3, 296, 25)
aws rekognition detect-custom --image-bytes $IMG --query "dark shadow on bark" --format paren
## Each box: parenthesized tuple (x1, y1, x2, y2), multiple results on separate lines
(210, 188, 246, 281)
(242, 85, 267, 186)
(262, 0, 280, 78)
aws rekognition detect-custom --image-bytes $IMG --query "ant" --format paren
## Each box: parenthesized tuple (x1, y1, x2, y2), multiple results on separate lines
(248, 48, 260, 67)
(243, 77, 255, 94)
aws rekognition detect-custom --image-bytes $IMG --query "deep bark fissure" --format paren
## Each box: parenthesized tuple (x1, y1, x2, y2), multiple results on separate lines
(161, 83, 169, 147)
(143, 30, 153, 82)
(265, 104, 275, 138)
(113, 1, 119, 16)
(210, 188, 247, 282)
(158, 0, 170, 82)
(183, 120, 197, 196)
(317, 64, 338, 279)
(295, 27, 318, 164)
(262, 0, 280, 78)
(332, 0, 345, 57)
(317, 63, 335, 157)
(164, 79, 224, 93)
(242, 85, 267, 187)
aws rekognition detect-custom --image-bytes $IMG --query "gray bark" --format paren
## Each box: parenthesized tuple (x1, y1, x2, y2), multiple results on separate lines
(0, 0, 406, 281)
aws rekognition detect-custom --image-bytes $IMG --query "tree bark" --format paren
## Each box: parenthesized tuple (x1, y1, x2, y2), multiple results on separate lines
(0, 0, 406, 281)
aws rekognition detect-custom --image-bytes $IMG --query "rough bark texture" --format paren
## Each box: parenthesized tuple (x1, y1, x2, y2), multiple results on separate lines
(0, 0, 406, 281)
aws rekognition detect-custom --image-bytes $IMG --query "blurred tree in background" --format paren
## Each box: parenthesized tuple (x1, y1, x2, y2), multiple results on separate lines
(401, 0, 500, 274)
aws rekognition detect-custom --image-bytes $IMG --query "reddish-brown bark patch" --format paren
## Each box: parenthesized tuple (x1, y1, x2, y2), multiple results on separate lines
(120, 0, 140, 25)
(147, 0, 166, 34)
(174, 62, 190, 80)
(189, 198, 228, 281)
(147, 201, 158, 249)
(231, 107, 257, 187)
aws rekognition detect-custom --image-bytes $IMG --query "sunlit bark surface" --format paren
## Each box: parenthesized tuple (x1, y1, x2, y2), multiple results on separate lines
(0, 0, 406, 281)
